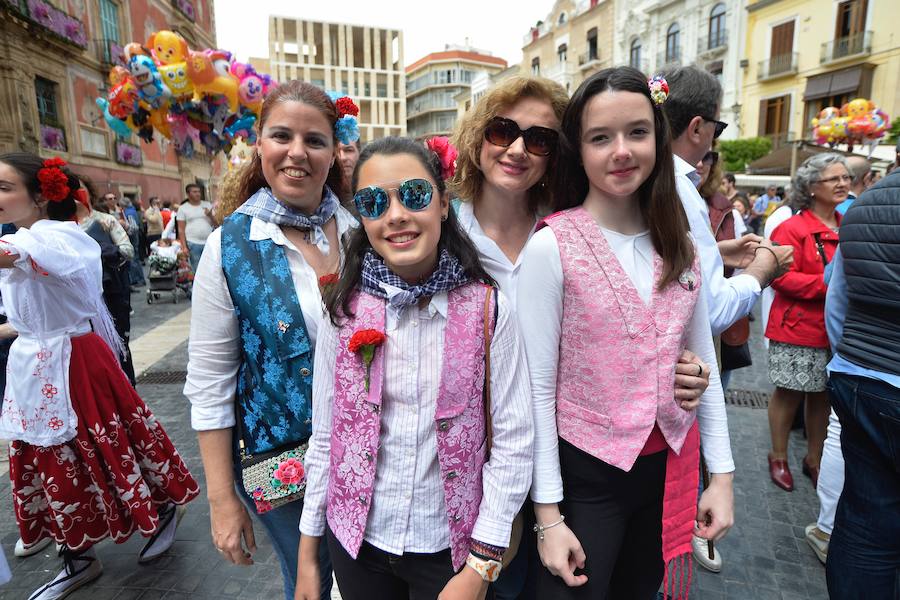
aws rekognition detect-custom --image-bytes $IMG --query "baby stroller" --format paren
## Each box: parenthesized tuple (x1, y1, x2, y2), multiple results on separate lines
(146, 254, 179, 304)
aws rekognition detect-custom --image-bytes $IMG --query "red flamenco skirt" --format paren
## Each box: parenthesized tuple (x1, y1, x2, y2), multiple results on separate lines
(8, 333, 200, 552)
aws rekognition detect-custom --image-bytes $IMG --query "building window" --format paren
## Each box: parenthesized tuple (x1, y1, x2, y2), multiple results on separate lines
(666, 23, 681, 64)
(831, 0, 868, 59)
(587, 28, 598, 61)
(709, 3, 726, 49)
(558, 43, 568, 64)
(532, 57, 540, 76)
(558, 12, 566, 25)
(769, 20, 795, 75)
(99, 0, 120, 63)
(758, 94, 791, 148)
(35, 76, 66, 151)
(630, 39, 642, 69)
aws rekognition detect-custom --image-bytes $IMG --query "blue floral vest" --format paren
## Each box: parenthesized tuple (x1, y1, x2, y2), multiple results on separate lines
(220, 212, 313, 454)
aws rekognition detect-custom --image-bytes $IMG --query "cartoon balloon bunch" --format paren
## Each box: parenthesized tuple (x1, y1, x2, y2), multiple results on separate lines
(96, 30, 276, 157)
(810, 97, 890, 156)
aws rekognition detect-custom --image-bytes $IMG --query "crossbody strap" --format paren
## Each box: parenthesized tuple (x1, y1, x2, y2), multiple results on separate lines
(483, 286, 495, 461)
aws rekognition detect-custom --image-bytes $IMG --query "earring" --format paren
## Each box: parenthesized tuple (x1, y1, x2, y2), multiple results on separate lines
(441, 214, 448, 222)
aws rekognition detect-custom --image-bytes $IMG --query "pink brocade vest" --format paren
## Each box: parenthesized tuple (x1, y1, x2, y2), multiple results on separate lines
(542, 207, 701, 471)
(325, 283, 494, 570)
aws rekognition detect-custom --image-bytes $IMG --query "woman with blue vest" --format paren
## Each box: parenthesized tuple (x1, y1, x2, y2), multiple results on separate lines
(184, 80, 358, 600)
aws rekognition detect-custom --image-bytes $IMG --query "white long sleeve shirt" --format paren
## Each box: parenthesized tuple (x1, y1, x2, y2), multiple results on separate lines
(518, 226, 735, 504)
(675, 155, 761, 334)
(300, 289, 535, 552)
(183, 209, 356, 431)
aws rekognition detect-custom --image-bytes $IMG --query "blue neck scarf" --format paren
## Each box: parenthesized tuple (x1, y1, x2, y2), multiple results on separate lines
(359, 249, 471, 310)
(236, 186, 339, 255)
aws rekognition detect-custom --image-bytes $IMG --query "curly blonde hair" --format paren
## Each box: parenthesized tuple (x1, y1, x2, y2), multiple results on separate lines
(214, 162, 250, 222)
(449, 76, 568, 214)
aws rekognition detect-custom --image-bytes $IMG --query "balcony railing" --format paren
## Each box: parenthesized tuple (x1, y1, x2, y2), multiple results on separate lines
(763, 131, 795, 151)
(698, 30, 728, 55)
(657, 49, 682, 70)
(758, 52, 798, 80)
(40, 123, 67, 152)
(543, 62, 577, 87)
(2, 0, 87, 49)
(578, 50, 601, 69)
(171, 0, 195, 22)
(821, 31, 872, 64)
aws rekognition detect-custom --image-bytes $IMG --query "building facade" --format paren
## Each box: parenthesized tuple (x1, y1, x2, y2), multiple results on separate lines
(521, 0, 615, 94)
(612, 0, 746, 139)
(741, 0, 899, 150)
(261, 16, 405, 141)
(0, 0, 224, 205)
(406, 47, 507, 139)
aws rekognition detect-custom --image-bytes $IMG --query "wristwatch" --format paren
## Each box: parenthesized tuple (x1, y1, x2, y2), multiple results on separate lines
(466, 553, 502, 582)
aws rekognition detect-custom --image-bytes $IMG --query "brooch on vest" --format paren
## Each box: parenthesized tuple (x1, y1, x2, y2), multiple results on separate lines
(678, 269, 697, 291)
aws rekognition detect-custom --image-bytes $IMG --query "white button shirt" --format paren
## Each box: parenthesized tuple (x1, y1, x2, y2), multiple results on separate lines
(300, 288, 534, 553)
(674, 154, 761, 335)
(184, 208, 357, 431)
(456, 201, 536, 313)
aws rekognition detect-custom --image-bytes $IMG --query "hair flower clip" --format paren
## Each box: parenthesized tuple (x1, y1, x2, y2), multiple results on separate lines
(648, 75, 669, 106)
(426, 136, 458, 181)
(37, 157, 70, 202)
(332, 95, 361, 144)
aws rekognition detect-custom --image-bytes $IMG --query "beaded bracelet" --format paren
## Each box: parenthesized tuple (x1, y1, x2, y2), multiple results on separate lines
(470, 539, 505, 562)
(533, 514, 566, 541)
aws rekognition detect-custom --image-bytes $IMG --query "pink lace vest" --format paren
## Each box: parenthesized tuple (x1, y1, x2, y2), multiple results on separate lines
(325, 283, 494, 570)
(542, 207, 701, 471)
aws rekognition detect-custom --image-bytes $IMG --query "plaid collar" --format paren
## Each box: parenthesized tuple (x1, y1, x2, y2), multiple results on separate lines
(359, 249, 470, 310)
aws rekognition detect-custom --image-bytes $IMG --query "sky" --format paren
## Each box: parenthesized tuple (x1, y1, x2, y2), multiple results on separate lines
(213, 0, 553, 69)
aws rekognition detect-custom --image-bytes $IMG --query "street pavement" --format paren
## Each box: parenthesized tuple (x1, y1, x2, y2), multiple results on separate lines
(0, 289, 829, 599)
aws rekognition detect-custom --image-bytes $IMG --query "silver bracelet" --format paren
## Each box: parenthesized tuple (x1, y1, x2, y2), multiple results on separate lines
(533, 515, 566, 541)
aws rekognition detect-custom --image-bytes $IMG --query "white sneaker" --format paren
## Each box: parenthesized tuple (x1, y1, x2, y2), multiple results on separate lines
(28, 548, 102, 600)
(138, 504, 186, 564)
(14, 537, 51, 557)
(691, 534, 723, 573)
(805, 523, 830, 564)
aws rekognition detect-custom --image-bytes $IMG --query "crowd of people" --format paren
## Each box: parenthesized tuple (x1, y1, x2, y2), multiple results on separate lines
(1, 63, 898, 600)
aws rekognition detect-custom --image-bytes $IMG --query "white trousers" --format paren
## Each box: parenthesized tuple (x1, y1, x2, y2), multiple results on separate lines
(816, 409, 845, 534)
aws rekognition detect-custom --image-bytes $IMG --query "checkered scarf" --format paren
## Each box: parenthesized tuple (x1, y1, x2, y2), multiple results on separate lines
(236, 186, 339, 255)
(359, 248, 470, 309)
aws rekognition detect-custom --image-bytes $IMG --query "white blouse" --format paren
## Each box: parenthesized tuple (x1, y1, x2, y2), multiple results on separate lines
(184, 208, 357, 431)
(300, 289, 535, 552)
(518, 226, 735, 504)
(456, 201, 536, 313)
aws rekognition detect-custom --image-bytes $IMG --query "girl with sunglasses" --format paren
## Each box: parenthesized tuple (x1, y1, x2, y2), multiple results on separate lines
(517, 67, 734, 599)
(185, 81, 358, 600)
(296, 136, 534, 600)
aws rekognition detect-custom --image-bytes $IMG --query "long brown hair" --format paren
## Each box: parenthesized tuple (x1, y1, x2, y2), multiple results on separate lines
(236, 80, 347, 205)
(553, 67, 694, 290)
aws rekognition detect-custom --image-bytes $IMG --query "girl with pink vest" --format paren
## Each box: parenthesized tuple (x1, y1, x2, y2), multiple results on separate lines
(518, 67, 735, 599)
(296, 137, 534, 600)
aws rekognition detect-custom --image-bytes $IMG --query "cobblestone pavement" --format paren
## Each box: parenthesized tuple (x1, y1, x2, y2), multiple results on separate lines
(0, 292, 829, 599)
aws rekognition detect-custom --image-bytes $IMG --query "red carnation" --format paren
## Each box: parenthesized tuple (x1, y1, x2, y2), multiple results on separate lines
(318, 273, 339, 289)
(37, 163, 70, 202)
(43, 157, 68, 168)
(349, 328, 386, 391)
(335, 96, 359, 118)
(426, 136, 458, 180)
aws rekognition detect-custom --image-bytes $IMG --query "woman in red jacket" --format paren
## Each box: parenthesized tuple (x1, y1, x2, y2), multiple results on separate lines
(765, 153, 849, 492)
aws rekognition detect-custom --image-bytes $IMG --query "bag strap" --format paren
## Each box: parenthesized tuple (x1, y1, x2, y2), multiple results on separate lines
(483, 286, 495, 460)
(813, 233, 830, 268)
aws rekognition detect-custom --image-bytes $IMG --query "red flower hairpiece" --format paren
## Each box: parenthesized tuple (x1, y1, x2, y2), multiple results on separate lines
(426, 136, 458, 181)
(37, 157, 70, 203)
(335, 96, 359, 118)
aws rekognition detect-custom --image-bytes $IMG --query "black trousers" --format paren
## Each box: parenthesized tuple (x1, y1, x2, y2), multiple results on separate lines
(326, 526, 457, 600)
(534, 439, 667, 600)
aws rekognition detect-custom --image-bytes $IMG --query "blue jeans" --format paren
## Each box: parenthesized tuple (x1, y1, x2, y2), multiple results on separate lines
(826, 373, 900, 599)
(187, 241, 205, 276)
(233, 459, 333, 600)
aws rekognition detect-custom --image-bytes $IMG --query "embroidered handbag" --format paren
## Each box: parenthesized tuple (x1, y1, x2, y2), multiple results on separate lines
(235, 407, 309, 514)
(482, 287, 524, 568)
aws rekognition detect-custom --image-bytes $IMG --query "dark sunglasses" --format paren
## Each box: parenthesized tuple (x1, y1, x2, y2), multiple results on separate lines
(702, 151, 719, 165)
(353, 178, 434, 220)
(483, 116, 558, 157)
(702, 116, 728, 139)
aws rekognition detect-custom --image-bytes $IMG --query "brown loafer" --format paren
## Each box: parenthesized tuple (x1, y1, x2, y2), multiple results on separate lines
(802, 456, 820, 488)
(768, 453, 794, 491)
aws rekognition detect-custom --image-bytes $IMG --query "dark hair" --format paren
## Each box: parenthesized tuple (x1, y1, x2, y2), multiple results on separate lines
(723, 172, 736, 185)
(552, 66, 693, 290)
(325, 136, 495, 324)
(237, 80, 347, 205)
(0, 152, 79, 221)
(162, 199, 172, 209)
(185, 183, 201, 194)
(659, 66, 722, 139)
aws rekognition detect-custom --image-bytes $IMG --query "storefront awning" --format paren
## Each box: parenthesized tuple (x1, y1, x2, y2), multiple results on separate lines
(803, 73, 833, 100)
(803, 66, 864, 100)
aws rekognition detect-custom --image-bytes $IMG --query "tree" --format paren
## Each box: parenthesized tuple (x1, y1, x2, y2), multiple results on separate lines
(887, 117, 900, 145)
(718, 137, 773, 173)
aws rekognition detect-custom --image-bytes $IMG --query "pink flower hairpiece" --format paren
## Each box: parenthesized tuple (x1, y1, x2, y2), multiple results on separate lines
(426, 136, 458, 181)
(648, 75, 669, 105)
